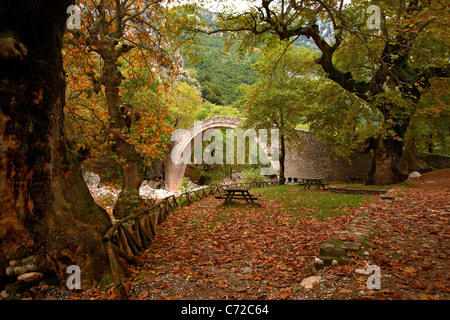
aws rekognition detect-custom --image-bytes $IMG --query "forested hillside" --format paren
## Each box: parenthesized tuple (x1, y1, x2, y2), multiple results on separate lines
(184, 11, 261, 105)
(182, 10, 333, 106)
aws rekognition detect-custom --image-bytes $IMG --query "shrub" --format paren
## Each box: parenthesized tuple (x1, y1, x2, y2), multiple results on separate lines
(240, 168, 269, 183)
(180, 177, 193, 193)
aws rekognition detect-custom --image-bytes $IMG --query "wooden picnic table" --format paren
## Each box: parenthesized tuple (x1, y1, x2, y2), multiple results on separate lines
(301, 178, 328, 190)
(215, 187, 258, 204)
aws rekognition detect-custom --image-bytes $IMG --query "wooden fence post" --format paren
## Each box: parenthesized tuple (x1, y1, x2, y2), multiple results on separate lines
(118, 227, 134, 257)
(172, 195, 178, 207)
(101, 180, 274, 300)
(104, 241, 128, 300)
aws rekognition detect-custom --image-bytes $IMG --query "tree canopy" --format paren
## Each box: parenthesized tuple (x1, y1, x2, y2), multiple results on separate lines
(204, 0, 450, 184)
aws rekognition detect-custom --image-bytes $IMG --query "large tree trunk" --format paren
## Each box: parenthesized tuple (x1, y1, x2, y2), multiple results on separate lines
(368, 115, 410, 185)
(402, 125, 432, 174)
(278, 134, 286, 185)
(112, 138, 144, 219)
(403, 139, 432, 173)
(369, 112, 433, 185)
(371, 136, 409, 185)
(0, 1, 112, 289)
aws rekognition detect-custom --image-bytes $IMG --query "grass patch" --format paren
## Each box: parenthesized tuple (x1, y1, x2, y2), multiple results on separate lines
(187, 219, 202, 229)
(214, 210, 233, 222)
(254, 185, 374, 219)
(177, 197, 188, 207)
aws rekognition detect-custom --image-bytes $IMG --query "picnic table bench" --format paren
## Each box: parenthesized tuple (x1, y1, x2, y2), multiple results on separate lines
(299, 178, 329, 190)
(215, 187, 258, 204)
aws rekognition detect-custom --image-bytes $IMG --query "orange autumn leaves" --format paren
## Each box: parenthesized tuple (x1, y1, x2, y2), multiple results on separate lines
(62, 0, 200, 165)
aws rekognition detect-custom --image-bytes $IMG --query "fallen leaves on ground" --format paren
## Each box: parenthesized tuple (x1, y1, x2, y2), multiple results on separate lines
(346, 170, 450, 300)
(67, 170, 449, 300)
(123, 189, 374, 300)
(302, 169, 449, 300)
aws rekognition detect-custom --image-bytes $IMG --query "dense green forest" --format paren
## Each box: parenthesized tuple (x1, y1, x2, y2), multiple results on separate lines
(186, 34, 261, 105)
(184, 12, 261, 106)
(182, 11, 330, 108)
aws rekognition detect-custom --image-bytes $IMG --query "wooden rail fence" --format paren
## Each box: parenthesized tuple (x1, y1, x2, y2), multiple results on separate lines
(102, 181, 273, 299)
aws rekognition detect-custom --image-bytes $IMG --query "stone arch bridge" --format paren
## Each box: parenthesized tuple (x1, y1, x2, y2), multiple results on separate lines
(164, 116, 279, 191)
(163, 116, 372, 191)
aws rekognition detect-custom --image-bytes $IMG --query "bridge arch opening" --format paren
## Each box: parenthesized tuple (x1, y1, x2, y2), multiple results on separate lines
(164, 116, 279, 191)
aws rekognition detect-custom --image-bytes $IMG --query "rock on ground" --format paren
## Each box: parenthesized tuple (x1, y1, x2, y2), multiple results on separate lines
(408, 171, 421, 179)
(82, 172, 101, 188)
(140, 184, 174, 199)
(300, 276, 321, 289)
(17, 272, 43, 283)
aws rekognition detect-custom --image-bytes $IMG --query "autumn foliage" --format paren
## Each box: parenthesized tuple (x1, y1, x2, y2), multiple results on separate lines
(63, 0, 200, 167)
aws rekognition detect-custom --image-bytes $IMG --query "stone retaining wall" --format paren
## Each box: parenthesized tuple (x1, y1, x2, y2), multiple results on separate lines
(284, 130, 372, 182)
(421, 154, 450, 170)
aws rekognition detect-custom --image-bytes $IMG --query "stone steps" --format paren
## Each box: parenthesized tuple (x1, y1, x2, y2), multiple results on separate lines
(314, 209, 374, 268)
(313, 189, 397, 269)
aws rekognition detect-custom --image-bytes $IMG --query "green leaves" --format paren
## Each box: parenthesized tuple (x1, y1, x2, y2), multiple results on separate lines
(235, 41, 311, 133)
(185, 31, 261, 105)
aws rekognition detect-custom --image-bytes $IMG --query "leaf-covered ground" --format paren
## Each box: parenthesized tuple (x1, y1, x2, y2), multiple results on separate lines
(121, 188, 376, 300)
(69, 169, 449, 300)
(344, 170, 449, 300)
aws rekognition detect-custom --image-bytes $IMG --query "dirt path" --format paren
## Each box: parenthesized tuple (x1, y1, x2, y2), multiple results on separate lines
(294, 170, 450, 300)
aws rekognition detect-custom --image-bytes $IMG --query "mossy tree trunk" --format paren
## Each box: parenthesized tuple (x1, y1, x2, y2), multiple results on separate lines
(78, 0, 145, 220)
(100, 51, 144, 220)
